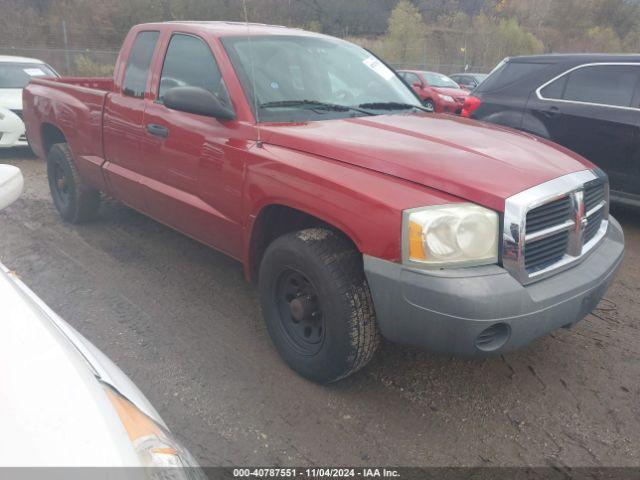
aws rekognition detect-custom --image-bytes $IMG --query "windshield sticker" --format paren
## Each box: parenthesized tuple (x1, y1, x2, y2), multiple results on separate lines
(23, 68, 47, 77)
(363, 57, 395, 81)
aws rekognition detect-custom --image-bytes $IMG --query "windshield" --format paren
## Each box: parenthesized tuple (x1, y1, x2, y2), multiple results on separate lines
(0, 63, 57, 88)
(222, 35, 421, 122)
(421, 72, 460, 88)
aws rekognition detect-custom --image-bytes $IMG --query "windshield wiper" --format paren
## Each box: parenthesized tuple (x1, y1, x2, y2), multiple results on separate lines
(357, 102, 432, 113)
(259, 100, 374, 116)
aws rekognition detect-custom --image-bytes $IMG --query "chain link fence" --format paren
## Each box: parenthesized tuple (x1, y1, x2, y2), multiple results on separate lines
(0, 45, 493, 78)
(0, 20, 495, 77)
(389, 63, 493, 75)
(0, 46, 118, 76)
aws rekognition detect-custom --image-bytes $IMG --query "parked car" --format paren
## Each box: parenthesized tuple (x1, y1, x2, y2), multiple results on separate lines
(0, 56, 58, 148)
(0, 106, 26, 148)
(24, 23, 624, 384)
(0, 165, 204, 473)
(449, 72, 488, 91)
(461, 54, 640, 207)
(397, 69, 468, 113)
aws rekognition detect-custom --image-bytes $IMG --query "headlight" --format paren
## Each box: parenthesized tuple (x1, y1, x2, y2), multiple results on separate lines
(104, 384, 206, 478)
(439, 94, 454, 103)
(403, 203, 499, 268)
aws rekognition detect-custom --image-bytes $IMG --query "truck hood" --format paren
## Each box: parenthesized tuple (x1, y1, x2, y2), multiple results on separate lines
(261, 113, 592, 211)
(0, 88, 22, 110)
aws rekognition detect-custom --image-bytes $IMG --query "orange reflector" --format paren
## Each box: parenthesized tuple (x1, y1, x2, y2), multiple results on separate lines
(105, 386, 163, 442)
(408, 220, 426, 261)
(151, 447, 178, 455)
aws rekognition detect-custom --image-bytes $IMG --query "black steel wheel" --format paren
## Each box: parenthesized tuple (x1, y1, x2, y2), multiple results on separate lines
(46, 143, 100, 223)
(275, 268, 325, 356)
(259, 228, 380, 383)
(50, 157, 71, 211)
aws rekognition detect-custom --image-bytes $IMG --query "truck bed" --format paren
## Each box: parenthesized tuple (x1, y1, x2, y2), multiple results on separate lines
(42, 76, 114, 91)
(23, 76, 114, 192)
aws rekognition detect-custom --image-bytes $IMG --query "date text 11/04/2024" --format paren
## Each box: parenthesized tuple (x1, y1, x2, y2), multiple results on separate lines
(232, 468, 401, 478)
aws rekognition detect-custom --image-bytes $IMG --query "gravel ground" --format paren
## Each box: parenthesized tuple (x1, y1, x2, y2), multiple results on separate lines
(1, 149, 639, 468)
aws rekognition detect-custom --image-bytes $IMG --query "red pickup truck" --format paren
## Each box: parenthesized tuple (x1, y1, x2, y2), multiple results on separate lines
(24, 22, 624, 383)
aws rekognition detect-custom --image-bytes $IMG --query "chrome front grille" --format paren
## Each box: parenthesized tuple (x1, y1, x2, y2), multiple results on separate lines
(503, 169, 609, 285)
(584, 208, 604, 243)
(585, 182, 606, 210)
(524, 229, 570, 271)
(584, 182, 606, 244)
(524, 196, 572, 272)
(526, 196, 572, 234)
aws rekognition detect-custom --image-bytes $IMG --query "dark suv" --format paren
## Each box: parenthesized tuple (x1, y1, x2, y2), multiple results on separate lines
(462, 55, 640, 206)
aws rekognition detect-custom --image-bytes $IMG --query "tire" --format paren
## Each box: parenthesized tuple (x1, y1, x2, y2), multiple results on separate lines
(424, 99, 435, 112)
(259, 228, 380, 383)
(47, 143, 100, 223)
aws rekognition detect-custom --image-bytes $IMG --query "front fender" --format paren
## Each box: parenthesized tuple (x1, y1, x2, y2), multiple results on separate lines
(242, 143, 462, 275)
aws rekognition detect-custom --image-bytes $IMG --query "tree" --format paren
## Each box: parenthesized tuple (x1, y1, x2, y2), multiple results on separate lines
(380, 0, 427, 66)
(2, 0, 640, 76)
(495, 17, 544, 57)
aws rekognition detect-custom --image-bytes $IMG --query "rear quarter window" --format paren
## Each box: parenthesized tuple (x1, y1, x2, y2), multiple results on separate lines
(563, 65, 639, 107)
(122, 31, 160, 98)
(539, 64, 640, 108)
(477, 61, 550, 92)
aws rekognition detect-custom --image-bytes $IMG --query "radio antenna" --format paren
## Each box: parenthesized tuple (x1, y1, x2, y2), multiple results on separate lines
(242, 0, 263, 148)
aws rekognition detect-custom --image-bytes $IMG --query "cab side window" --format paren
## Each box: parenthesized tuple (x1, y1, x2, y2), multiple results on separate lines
(122, 31, 160, 98)
(159, 34, 231, 107)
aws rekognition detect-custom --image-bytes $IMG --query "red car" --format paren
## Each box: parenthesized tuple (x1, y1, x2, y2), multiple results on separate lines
(398, 70, 468, 114)
(23, 22, 623, 384)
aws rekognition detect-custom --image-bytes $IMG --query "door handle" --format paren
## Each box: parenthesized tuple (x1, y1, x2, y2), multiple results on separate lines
(542, 106, 560, 119)
(146, 124, 169, 138)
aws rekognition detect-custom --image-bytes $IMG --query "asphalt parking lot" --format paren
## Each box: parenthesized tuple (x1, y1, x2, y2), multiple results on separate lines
(1, 149, 639, 468)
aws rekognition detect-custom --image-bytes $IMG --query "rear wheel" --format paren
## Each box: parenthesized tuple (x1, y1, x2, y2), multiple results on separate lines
(47, 143, 100, 223)
(259, 229, 380, 383)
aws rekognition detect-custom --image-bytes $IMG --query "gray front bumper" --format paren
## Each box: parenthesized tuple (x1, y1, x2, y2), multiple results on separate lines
(364, 217, 625, 357)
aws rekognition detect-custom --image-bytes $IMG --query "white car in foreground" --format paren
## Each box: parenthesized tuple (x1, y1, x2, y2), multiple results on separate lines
(0, 165, 205, 476)
(0, 106, 26, 148)
(0, 56, 58, 148)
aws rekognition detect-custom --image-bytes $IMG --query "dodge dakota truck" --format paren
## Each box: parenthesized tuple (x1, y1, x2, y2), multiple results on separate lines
(23, 22, 624, 384)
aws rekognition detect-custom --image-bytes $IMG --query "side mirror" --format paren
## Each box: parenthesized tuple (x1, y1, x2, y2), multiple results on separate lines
(0, 164, 24, 211)
(412, 82, 423, 89)
(163, 87, 235, 121)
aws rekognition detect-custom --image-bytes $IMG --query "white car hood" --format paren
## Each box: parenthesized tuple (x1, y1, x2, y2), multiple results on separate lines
(0, 89, 22, 110)
(0, 265, 162, 467)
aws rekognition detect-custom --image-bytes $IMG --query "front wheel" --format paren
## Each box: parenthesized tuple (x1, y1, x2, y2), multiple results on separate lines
(259, 229, 380, 383)
(423, 99, 436, 112)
